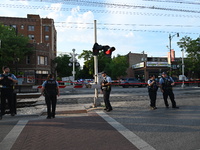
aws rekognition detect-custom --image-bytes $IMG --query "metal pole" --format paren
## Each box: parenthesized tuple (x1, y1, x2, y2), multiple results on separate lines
(93, 20, 100, 107)
(72, 49, 75, 85)
(181, 49, 185, 88)
(169, 34, 172, 75)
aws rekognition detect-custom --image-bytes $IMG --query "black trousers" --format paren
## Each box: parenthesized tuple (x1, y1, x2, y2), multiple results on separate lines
(163, 89, 176, 107)
(1, 88, 15, 115)
(148, 91, 157, 107)
(45, 93, 57, 117)
(103, 90, 112, 110)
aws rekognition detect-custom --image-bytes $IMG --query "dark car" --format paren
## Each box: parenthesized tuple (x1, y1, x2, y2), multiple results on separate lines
(120, 78, 146, 88)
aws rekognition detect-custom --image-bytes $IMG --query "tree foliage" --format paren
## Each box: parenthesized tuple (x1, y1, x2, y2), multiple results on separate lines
(78, 50, 129, 79)
(177, 36, 200, 78)
(53, 54, 71, 78)
(53, 54, 81, 79)
(0, 24, 32, 69)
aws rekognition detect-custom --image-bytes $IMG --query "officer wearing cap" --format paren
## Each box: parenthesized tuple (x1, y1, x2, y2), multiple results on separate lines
(101, 71, 113, 112)
(0, 66, 18, 117)
(159, 72, 179, 109)
(147, 75, 159, 110)
(41, 74, 60, 119)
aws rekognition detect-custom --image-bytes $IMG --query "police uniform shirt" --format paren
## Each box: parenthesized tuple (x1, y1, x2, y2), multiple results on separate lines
(159, 76, 174, 85)
(147, 79, 154, 85)
(0, 73, 17, 88)
(103, 76, 112, 83)
(42, 79, 59, 87)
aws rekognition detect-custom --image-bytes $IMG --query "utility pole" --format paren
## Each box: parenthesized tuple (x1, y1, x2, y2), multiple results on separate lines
(169, 33, 179, 75)
(93, 20, 101, 107)
(181, 49, 185, 88)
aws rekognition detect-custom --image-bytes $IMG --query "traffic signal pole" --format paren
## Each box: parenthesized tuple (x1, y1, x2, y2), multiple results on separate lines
(93, 20, 101, 107)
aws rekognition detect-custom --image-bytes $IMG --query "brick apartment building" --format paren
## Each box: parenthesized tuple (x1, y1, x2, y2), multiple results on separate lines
(0, 14, 57, 85)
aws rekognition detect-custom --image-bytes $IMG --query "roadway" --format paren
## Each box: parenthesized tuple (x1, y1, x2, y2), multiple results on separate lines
(1, 86, 200, 150)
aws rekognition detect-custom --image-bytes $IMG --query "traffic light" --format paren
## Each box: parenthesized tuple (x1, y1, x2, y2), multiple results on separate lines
(103, 46, 115, 58)
(92, 43, 103, 55)
(92, 43, 115, 57)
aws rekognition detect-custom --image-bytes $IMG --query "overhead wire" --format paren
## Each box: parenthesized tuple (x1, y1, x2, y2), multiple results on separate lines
(7, 0, 200, 13)
(2, 0, 200, 35)
(1, 3, 200, 19)
(143, 0, 200, 5)
(54, 25, 199, 35)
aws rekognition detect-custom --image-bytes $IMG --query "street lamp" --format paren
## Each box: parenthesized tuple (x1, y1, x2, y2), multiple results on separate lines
(169, 33, 179, 75)
(68, 49, 79, 85)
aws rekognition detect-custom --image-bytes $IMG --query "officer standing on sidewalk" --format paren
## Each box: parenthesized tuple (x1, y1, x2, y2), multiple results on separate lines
(0, 66, 18, 117)
(41, 74, 60, 119)
(159, 72, 179, 109)
(101, 71, 112, 112)
(147, 75, 159, 110)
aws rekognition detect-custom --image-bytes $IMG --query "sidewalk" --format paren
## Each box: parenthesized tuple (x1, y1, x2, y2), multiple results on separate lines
(1, 86, 200, 150)
(10, 113, 139, 150)
(0, 102, 156, 150)
(0, 109, 141, 150)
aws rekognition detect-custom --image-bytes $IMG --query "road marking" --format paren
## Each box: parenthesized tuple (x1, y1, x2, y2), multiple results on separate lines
(96, 111, 156, 150)
(0, 120, 28, 150)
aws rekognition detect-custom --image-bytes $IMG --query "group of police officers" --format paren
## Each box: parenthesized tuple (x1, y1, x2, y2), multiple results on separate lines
(147, 72, 179, 110)
(0, 66, 179, 120)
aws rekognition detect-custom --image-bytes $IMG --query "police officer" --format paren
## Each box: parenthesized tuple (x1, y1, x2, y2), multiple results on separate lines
(0, 66, 18, 117)
(159, 72, 179, 109)
(101, 71, 112, 112)
(147, 75, 159, 110)
(41, 74, 60, 119)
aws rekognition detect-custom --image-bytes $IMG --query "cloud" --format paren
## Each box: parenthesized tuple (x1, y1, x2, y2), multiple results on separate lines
(47, 3, 63, 19)
(125, 32, 134, 38)
(56, 8, 95, 43)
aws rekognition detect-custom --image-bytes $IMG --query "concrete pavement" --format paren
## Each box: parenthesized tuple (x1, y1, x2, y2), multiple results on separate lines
(1, 86, 200, 150)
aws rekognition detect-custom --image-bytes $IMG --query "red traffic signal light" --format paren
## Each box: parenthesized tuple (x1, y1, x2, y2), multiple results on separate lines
(92, 43, 115, 57)
(103, 46, 115, 58)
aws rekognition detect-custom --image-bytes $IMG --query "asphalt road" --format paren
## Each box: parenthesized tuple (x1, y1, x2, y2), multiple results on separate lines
(1, 86, 200, 150)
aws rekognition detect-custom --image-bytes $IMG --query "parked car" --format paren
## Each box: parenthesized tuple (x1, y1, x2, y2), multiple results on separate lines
(120, 78, 146, 88)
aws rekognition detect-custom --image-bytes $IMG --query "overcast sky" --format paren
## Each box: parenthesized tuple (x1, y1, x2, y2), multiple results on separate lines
(1, 0, 200, 65)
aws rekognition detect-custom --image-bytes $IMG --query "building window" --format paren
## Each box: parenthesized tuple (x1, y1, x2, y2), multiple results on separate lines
(45, 35, 49, 41)
(45, 57, 47, 65)
(38, 56, 48, 65)
(26, 56, 30, 64)
(28, 34, 35, 40)
(11, 25, 17, 29)
(28, 25, 34, 31)
(36, 70, 49, 74)
(44, 26, 49, 32)
(21, 24, 24, 29)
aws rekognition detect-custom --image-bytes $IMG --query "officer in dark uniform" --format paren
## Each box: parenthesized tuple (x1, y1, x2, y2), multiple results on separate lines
(147, 75, 159, 110)
(0, 66, 18, 117)
(159, 72, 179, 109)
(101, 71, 112, 112)
(41, 74, 60, 119)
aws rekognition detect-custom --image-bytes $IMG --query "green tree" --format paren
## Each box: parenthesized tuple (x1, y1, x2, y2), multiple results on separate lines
(78, 50, 129, 79)
(110, 55, 129, 79)
(53, 54, 81, 79)
(177, 36, 200, 78)
(53, 54, 71, 78)
(78, 50, 94, 77)
(0, 24, 32, 69)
